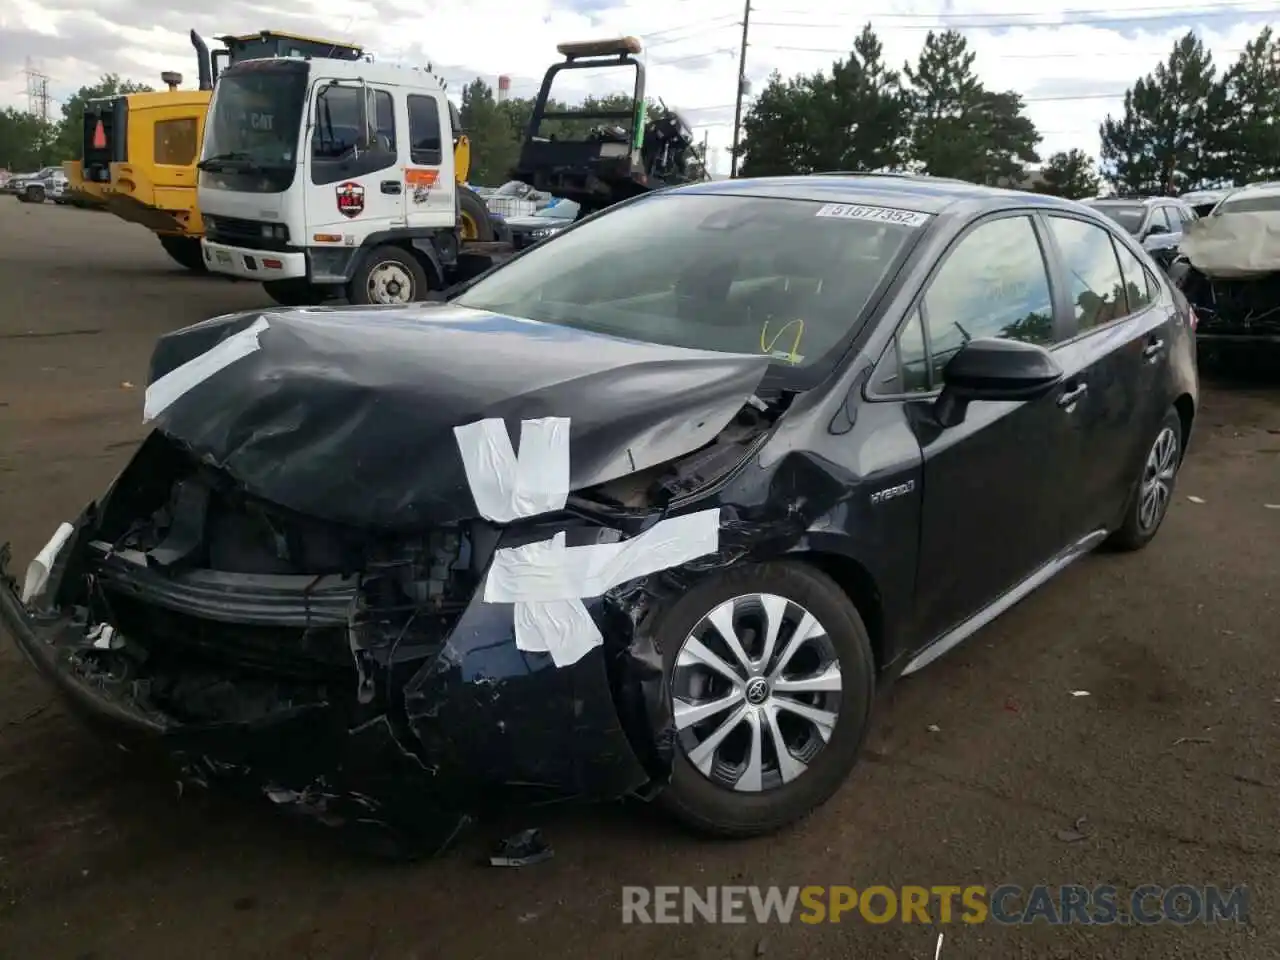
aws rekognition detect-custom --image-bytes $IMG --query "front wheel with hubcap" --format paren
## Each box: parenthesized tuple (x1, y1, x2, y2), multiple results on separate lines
(1106, 406, 1184, 552)
(658, 561, 875, 838)
(348, 245, 429, 305)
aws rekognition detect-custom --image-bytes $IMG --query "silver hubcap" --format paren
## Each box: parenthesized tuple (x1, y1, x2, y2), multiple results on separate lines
(366, 261, 413, 304)
(1139, 425, 1179, 531)
(672, 593, 843, 793)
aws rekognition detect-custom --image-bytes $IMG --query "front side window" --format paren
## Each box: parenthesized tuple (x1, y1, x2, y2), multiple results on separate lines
(198, 62, 308, 193)
(454, 194, 924, 374)
(154, 117, 199, 166)
(916, 215, 1055, 386)
(407, 95, 442, 166)
(311, 86, 396, 186)
(1047, 216, 1128, 332)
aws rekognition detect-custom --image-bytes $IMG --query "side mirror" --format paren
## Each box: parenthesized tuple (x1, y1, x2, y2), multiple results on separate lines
(934, 338, 1064, 429)
(353, 83, 379, 153)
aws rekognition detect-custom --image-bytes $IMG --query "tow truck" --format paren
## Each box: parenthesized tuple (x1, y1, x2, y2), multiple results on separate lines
(63, 30, 371, 273)
(197, 36, 707, 305)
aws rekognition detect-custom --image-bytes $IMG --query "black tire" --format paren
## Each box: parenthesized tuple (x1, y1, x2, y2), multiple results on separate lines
(24, 185, 45, 204)
(347, 245, 430, 305)
(262, 278, 331, 307)
(657, 560, 876, 838)
(158, 235, 208, 274)
(458, 185, 495, 242)
(1106, 406, 1184, 552)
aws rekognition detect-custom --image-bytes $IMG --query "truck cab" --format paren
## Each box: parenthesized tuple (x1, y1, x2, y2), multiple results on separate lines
(197, 56, 471, 305)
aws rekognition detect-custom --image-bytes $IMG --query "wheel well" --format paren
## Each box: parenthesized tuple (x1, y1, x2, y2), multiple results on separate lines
(1173, 393, 1195, 458)
(394, 240, 444, 289)
(795, 551, 885, 672)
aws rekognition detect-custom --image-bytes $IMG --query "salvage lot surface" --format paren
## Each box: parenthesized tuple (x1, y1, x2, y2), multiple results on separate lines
(0, 199, 1277, 959)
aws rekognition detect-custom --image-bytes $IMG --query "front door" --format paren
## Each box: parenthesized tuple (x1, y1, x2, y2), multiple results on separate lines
(303, 81, 404, 245)
(900, 213, 1081, 646)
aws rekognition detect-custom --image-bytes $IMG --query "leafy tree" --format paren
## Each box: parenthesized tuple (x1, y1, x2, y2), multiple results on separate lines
(1036, 149, 1102, 199)
(0, 108, 59, 170)
(1098, 31, 1218, 194)
(56, 74, 154, 159)
(739, 24, 909, 176)
(1206, 27, 1280, 185)
(459, 79, 520, 185)
(904, 30, 1040, 185)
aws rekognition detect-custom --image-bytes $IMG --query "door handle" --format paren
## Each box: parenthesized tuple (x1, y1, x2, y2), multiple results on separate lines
(380, 180, 402, 195)
(1057, 382, 1088, 408)
(1142, 337, 1165, 360)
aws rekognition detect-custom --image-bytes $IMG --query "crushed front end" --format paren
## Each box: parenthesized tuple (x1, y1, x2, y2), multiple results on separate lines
(0, 432, 656, 857)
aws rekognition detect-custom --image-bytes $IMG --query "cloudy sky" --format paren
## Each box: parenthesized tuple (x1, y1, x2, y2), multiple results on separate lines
(2, 0, 1277, 176)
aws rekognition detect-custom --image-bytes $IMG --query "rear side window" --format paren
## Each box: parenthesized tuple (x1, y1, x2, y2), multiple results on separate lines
(407, 95, 443, 165)
(154, 117, 199, 166)
(1046, 216, 1128, 332)
(1111, 241, 1156, 314)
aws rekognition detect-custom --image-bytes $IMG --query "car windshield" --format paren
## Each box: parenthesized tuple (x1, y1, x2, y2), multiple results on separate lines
(535, 201, 579, 219)
(1089, 203, 1145, 233)
(453, 193, 923, 370)
(201, 64, 307, 169)
(1215, 194, 1280, 215)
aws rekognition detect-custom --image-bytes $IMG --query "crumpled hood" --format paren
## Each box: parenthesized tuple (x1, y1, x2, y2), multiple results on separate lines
(145, 303, 771, 528)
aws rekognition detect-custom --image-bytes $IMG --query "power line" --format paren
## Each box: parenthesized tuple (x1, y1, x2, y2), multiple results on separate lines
(760, 43, 1248, 59)
(752, 4, 1273, 31)
(754, 0, 1271, 19)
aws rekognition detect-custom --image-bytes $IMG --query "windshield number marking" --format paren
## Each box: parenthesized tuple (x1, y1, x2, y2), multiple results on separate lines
(816, 203, 929, 227)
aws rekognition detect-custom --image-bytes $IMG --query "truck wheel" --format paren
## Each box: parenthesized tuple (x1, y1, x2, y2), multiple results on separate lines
(158, 235, 208, 274)
(25, 185, 45, 204)
(348, 245, 429, 305)
(263, 279, 331, 307)
(459, 186, 495, 242)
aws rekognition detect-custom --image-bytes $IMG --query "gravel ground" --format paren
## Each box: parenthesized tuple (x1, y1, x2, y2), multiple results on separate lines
(0, 199, 1277, 959)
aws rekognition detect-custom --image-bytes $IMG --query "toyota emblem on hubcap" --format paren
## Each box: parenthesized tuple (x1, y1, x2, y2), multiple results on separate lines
(745, 677, 770, 706)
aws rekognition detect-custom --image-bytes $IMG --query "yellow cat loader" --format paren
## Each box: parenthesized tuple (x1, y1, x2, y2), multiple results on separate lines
(62, 30, 366, 272)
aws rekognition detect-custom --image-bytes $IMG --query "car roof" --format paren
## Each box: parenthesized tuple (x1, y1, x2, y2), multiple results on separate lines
(1219, 180, 1280, 202)
(1087, 196, 1181, 206)
(672, 173, 1085, 216)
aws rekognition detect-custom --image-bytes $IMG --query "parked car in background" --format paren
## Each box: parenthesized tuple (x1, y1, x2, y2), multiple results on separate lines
(1, 175, 1198, 858)
(1083, 197, 1197, 269)
(1174, 180, 1280, 363)
(1180, 188, 1229, 218)
(505, 199, 581, 249)
(10, 167, 68, 204)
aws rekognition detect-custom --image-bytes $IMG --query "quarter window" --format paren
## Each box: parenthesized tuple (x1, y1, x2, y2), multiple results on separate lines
(918, 215, 1055, 385)
(1112, 241, 1156, 314)
(407, 95, 443, 165)
(1046, 216, 1128, 332)
(154, 117, 199, 166)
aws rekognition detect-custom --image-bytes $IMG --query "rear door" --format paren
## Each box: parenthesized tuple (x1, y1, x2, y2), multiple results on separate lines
(895, 212, 1082, 645)
(1038, 212, 1174, 540)
(303, 81, 404, 243)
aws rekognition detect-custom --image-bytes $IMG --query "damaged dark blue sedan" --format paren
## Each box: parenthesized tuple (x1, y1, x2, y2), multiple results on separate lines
(0, 174, 1198, 857)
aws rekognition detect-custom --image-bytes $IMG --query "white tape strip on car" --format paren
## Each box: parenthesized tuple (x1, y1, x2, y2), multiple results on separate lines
(454, 416, 722, 668)
(453, 416, 570, 523)
(143, 316, 270, 423)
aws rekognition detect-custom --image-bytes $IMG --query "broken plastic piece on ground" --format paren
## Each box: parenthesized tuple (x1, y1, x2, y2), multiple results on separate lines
(1055, 816, 1089, 843)
(489, 828, 553, 867)
(1070, 690, 1090, 697)
(1187, 495, 1206, 504)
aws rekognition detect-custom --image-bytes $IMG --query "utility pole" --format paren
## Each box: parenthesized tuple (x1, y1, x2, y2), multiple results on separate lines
(728, 0, 751, 178)
(24, 58, 53, 122)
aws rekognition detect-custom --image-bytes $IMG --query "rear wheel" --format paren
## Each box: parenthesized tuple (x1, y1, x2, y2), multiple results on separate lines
(657, 561, 875, 838)
(24, 185, 45, 204)
(458, 185, 495, 242)
(1106, 407, 1184, 552)
(347, 245, 430, 305)
(158, 235, 208, 273)
(263, 279, 331, 307)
